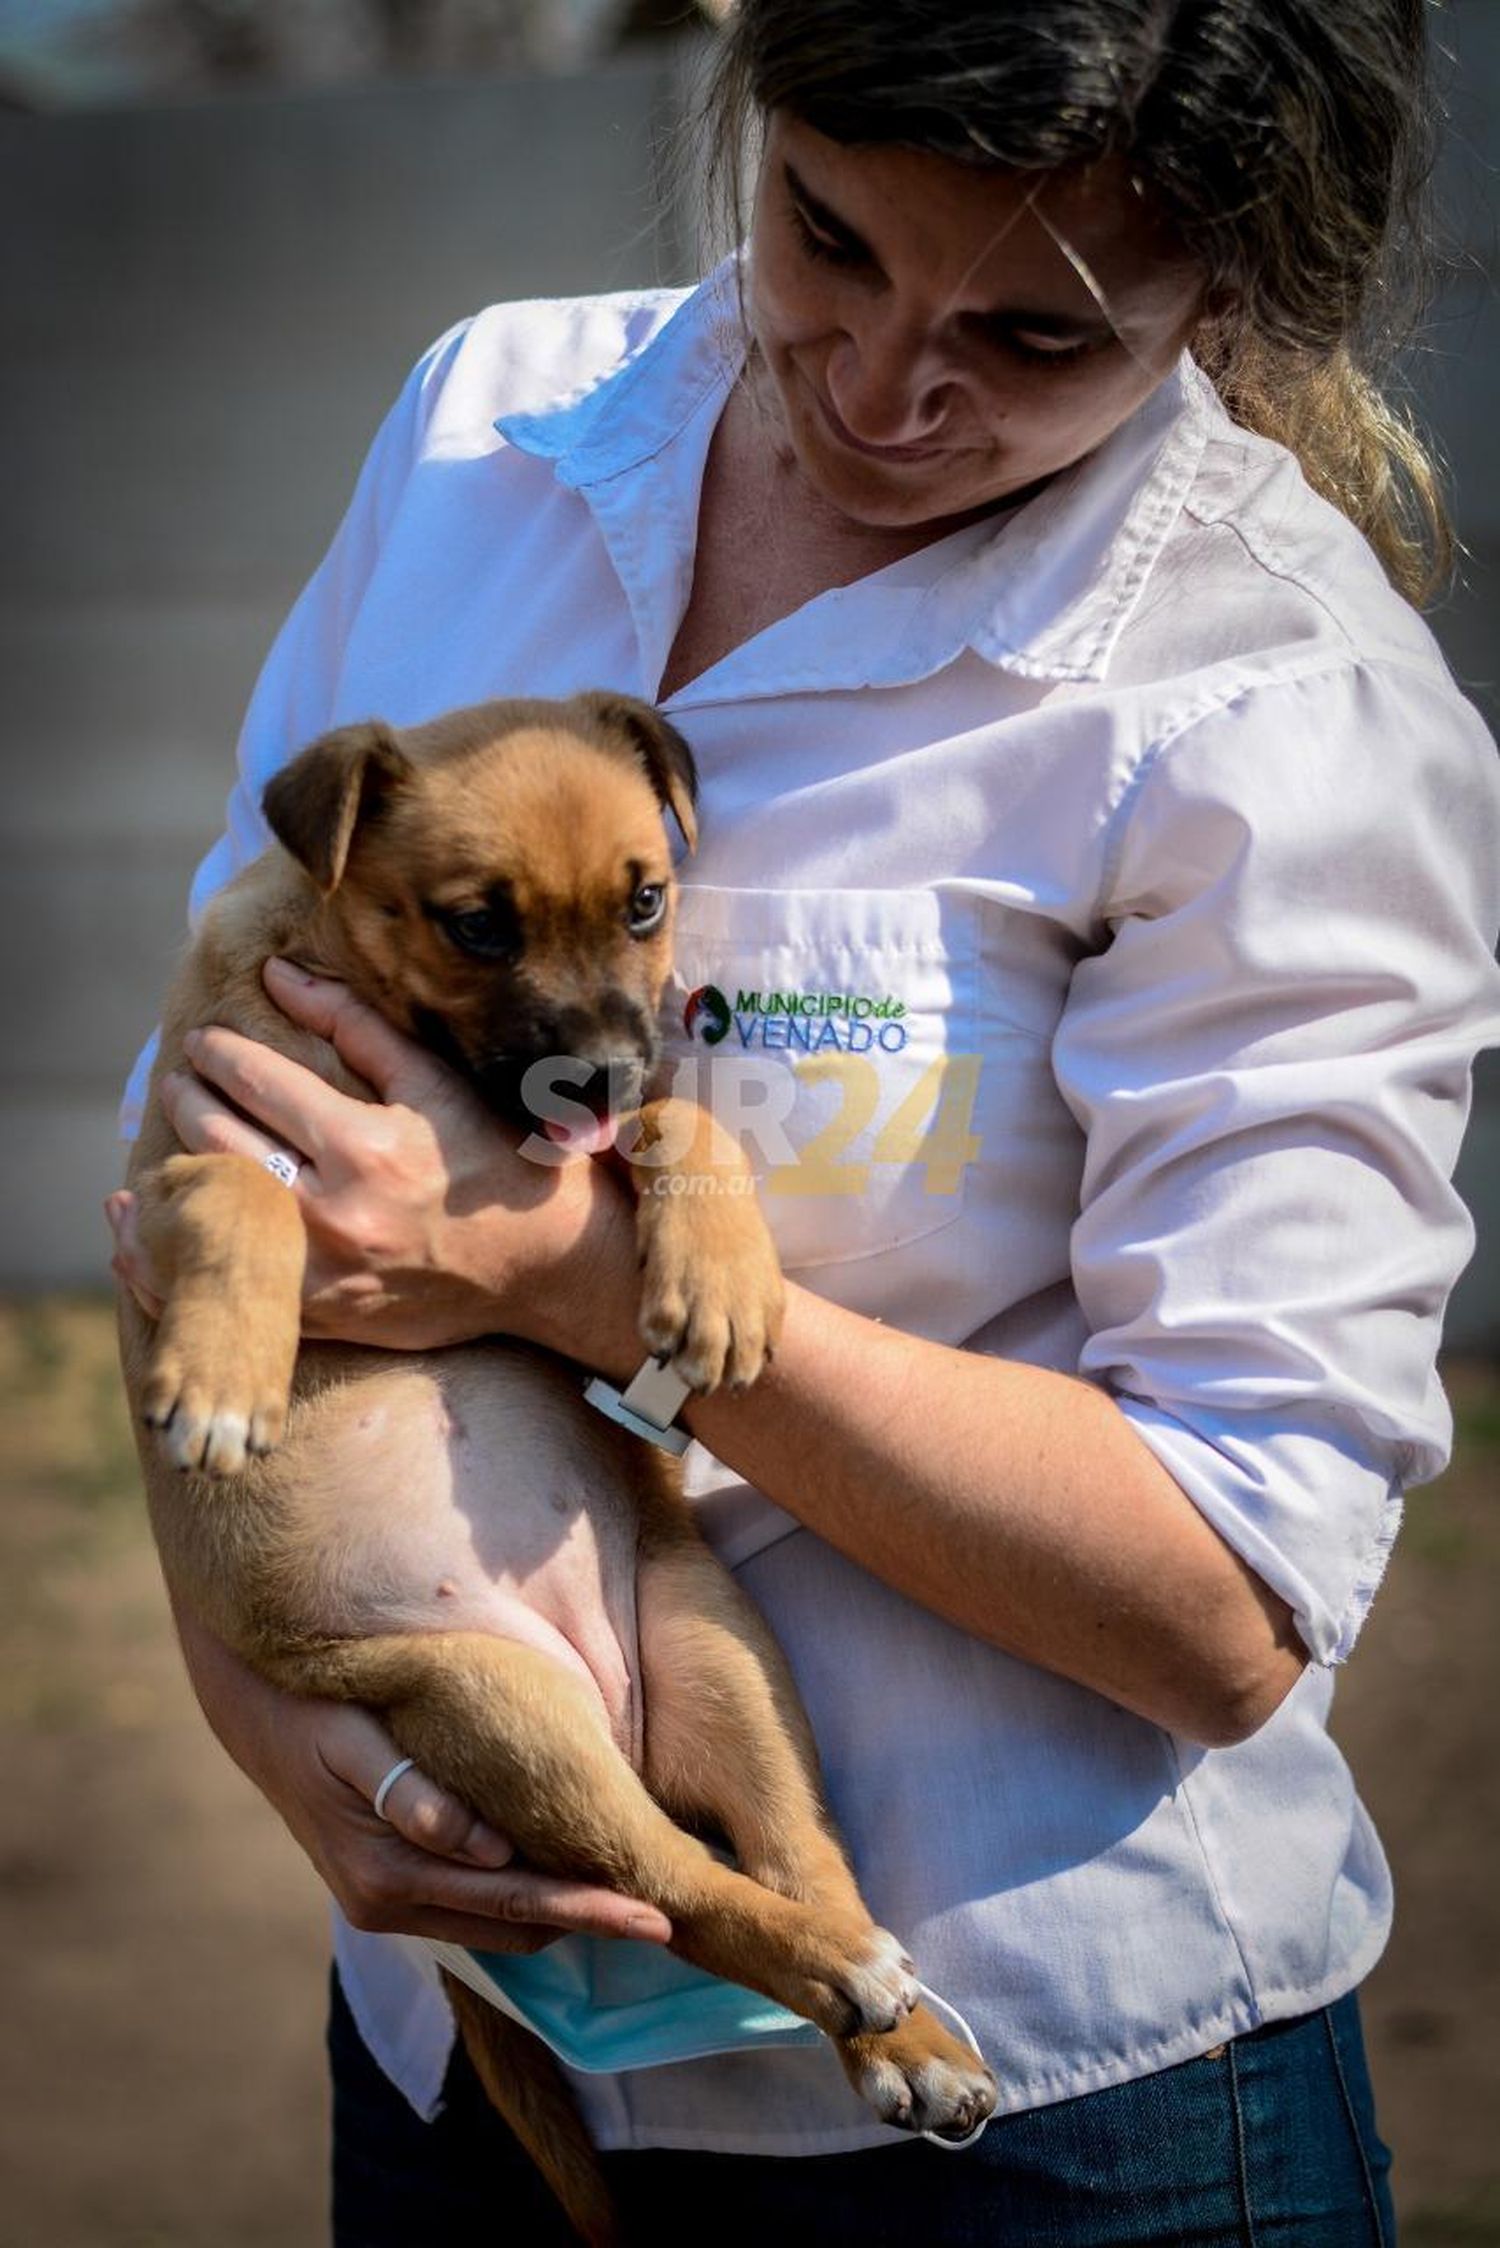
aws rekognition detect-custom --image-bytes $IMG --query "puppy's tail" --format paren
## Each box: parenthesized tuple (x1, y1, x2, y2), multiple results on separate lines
(442, 1970, 621, 2248)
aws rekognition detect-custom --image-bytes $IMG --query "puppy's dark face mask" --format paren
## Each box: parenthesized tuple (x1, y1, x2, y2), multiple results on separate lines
(262, 696, 699, 1139)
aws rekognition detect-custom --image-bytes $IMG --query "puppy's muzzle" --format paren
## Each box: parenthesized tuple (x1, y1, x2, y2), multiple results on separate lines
(490, 1050, 651, 1136)
(415, 994, 658, 1132)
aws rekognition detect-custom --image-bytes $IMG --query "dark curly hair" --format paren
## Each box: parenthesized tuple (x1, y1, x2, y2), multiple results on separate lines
(707, 0, 1450, 601)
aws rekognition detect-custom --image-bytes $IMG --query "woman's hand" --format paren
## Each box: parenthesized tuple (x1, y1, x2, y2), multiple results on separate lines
(175, 1606, 671, 1954)
(109, 958, 640, 1361)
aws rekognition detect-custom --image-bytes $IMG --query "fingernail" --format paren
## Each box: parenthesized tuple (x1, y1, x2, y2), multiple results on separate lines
(103, 1194, 123, 1234)
(626, 1910, 672, 1945)
(267, 956, 318, 986)
(182, 1028, 202, 1056)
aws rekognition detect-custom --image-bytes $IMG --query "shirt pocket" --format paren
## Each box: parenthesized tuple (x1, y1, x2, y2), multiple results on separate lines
(660, 885, 984, 1274)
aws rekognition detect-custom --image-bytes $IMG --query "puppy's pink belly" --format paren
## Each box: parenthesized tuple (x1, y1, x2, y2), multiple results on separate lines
(356, 1523, 640, 1760)
(288, 1355, 645, 1762)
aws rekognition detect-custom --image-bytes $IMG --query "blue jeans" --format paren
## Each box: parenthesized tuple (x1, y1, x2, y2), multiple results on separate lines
(329, 1972, 1395, 2245)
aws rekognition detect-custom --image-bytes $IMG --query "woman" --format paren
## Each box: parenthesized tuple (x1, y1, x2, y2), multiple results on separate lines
(111, 1, 1500, 2239)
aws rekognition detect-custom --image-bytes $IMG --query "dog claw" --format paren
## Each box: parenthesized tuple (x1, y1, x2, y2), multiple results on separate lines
(841, 2011, 998, 2141)
(635, 1188, 783, 1399)
(837, 1929, 921, 2035)
(144, 1375, 285, 1479)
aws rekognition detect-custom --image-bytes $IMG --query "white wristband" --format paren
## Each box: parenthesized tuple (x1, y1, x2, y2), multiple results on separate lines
(584, 1357, 693, 1455)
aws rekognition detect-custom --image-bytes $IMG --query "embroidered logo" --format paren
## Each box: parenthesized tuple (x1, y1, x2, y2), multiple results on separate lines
(726, 986, 909, 1055)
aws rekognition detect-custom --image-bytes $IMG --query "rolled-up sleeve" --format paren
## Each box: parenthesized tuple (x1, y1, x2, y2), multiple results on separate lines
(1053, 657, 1500, 1662)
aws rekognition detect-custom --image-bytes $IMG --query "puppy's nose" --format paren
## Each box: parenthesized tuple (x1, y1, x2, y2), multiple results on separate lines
(544, 999, 658, 1088)
(569, 1053, 646, 1121)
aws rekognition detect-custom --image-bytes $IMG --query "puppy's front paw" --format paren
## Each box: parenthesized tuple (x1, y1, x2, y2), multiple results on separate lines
(141, 1318, 295, 1476)
(130, 1151, 306, 1475)
(637, 1189, 785, 1394)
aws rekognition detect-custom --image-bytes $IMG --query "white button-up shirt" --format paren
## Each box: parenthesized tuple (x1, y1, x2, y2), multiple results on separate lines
(125, 263, 1500, 2152)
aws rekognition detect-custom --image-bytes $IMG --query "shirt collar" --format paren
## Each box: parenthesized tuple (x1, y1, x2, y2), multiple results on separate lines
(497, 259, 743, 490)
(496, 261, 1213, 691)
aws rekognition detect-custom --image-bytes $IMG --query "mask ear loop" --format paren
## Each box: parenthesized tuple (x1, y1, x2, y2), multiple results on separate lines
(913, 1980, 994, 2150)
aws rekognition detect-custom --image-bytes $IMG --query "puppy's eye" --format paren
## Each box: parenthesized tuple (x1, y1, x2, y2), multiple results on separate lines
(441, 907, 518, 963)
(627, 883, 667, 935)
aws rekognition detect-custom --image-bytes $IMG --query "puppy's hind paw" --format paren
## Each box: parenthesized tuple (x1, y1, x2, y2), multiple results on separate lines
(796, 1922, 920, 2040)
(839, 2006, 998, 2141)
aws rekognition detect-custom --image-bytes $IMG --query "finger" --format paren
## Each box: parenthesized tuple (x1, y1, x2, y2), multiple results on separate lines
(104, 1193, 165, 1316)
(264, 959, 454, 1108)
(104, 1189, 137, 1255)
(317, 1711, 514, 1870)
(372, 1761, 517, 1873)
(111, 1249, 164, 1320)
(160, 1065, 294, 1167)
(178, 1029, 354, 1165)
(351, 1851, 672, 1948)
(471, 1867, 672, 1946)
(111, 1247, 164, 1320)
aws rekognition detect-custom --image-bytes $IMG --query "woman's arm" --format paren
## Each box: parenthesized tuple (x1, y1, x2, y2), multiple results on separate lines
(121, 958, 1306, 1752)
(520, 1229, 1306, 1750)
(654, 1299, 1303, 1748)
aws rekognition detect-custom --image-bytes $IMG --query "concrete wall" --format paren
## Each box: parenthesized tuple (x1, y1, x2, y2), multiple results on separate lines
(0, 49, 700, 1286)
(2, 22, 1496, 1346)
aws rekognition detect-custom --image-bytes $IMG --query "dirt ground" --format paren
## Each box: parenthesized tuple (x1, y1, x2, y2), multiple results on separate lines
(2, 1297, 1496, 2248)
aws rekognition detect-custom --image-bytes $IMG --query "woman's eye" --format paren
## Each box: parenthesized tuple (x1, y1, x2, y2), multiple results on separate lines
(788, 195, 866, 271)
(985, 323, 1103, 368)
(442, 908, 517, 962)
(627, 883, 667, 934)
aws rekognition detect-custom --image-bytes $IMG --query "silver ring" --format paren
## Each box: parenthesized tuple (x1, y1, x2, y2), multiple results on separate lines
(261, 1148, 301, 1189)
(372, 1756, 417, 1821)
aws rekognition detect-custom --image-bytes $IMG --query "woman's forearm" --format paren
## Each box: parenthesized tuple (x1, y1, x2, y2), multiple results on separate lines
(695, 1287, 1305, 1744)
(535, 1236, 1307, 1748)
(171, 1591, 281, 1776)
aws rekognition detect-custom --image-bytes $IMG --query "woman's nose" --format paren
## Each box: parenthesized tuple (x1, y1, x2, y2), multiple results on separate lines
(824, 315, 951, 446)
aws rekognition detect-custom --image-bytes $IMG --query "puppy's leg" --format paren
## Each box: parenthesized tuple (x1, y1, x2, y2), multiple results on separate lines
(134, 1152, 306, 1476)
(637, 1522, 856, 1910)
(270, 1629, 918, 2043)
(636, 1524, 998, 2141)
(630, 1096, 784, 1393)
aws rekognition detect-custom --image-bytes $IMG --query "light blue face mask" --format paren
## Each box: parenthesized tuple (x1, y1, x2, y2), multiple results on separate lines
(422, 1933, 990, 2150)
(427, 1932, 823, 2073)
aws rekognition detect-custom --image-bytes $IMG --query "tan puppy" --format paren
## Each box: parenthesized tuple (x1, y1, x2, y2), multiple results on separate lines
(118, 693, 996, 2244)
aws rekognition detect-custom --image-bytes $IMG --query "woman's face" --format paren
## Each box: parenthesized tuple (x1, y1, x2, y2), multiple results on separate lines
(749, 113, 1206, 533)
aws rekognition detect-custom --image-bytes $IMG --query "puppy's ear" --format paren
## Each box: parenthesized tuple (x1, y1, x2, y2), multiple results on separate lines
(262, 721, 414, 894)
(572, 692, 699, 854)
